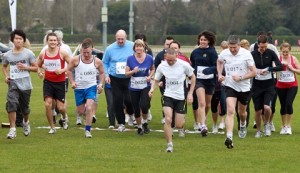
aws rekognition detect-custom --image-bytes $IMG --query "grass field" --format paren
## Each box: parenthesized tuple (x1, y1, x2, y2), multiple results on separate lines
(1, 51, 300, 173)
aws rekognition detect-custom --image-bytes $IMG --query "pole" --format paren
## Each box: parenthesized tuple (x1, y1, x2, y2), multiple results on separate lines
(71, 0, 74, 35)
(102, 0, 108, 49)
(129, 0, 134, 41)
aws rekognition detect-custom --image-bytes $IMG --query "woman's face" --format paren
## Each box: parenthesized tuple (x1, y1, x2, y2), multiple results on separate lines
(169, 43, 179, 54)
(281, 47, 290, 57)
(199, 35, 209, 48)
(134, 44, 145, 54)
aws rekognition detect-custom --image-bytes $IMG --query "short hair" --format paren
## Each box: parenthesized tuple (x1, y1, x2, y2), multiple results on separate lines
(227, 35, 240, 45)
(133, 39, 145, 51)
(169, 40, 181, 49)
(240, 39, 250, 50)
(54, 30, 63, 39)
(165, 48, 177, 56)
(134, 33, 147, 42)
(256, 31, 267, 37)
(81, 38, 94, 49)
(257, 35, 268, 44)
(46, 32, 57, 41)
(10, 29, 26, 42)
(220, 41, 228, 49)
(197, 31, 216, 47)
(280, 42, 291, 51)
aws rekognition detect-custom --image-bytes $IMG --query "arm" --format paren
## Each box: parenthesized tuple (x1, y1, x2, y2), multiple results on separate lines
(217, 59, 225, 82)
(67, 56, 78, 89)
(96, 59, 105, 94)
(147, 65, 155, 82)
(2, 64, 10, 84)
(37, 52, 45, 78)
(287, 56, 300, 75)
(148, 79, 159, 98)
(125, 65, 139, 77)
(233, 65, 256, 82)
(187, 74, 196, 104)
(267, 53, 283, 72)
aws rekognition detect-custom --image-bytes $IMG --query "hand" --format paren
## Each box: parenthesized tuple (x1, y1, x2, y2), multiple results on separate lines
(17, 62, 28, 71)
(158, 81, 164, 87)
(5, 76, 11, 84)
(148, 89, 154, 98)
(54, 69, 63, 75)
(187, 93, 193, 104)
(105, 77, 111, 84)
(132, 66, 139, 73)
(232, 75, 240, 82)
(218, 75, 225, 82)
(260, 68, 268, 75)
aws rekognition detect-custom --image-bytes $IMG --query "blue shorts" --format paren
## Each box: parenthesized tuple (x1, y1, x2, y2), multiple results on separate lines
(74, 85, 97, 106)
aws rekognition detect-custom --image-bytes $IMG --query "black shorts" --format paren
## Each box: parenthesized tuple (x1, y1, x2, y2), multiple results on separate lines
(163, 96, 186, 114)
(225, 86, 251, 105)
(195, 82, 215, 95)
(252, 85, 275, 111)
(43, 79, 66, 102)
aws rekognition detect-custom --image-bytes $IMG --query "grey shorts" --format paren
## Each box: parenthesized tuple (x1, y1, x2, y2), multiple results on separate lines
(6, 82, 31, 115)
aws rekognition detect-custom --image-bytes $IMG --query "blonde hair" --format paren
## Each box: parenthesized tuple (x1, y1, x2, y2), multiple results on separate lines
(280, 42, 291, 51)
(133, 39, 145, 51)
(24, 38, 31, 49)
(240, 39, 250, 50)
(220, 41, 228, 50)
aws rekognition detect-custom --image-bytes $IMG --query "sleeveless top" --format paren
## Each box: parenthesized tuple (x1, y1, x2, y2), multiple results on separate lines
(276, 55, 298, 88)
(74, 55, 97, 89)
(44, 48, 65, 82)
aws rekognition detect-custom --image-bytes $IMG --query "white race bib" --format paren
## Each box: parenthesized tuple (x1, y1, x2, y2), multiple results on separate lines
(10, 65, 30, 79)
(278, 71, 295, 83)
(116, 62, 126, 74)
(225, 63, 244, 76)
(130, 76, 147, 89)
(255, 69, 272, 80)
(197, 66, 214, 79)
(44, 59, 61, 72)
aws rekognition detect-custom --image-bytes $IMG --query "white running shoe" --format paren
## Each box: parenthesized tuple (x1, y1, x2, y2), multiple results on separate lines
(23, 121, 31, 136)
(117, 124, 125, 132)
(218, 122, 225, 130)
(264, 123, 271, 137)
(178, 129, 185, 137)
(161, 117, 165, 124)
(125, 114, 130, 123)
(7, 128, 16, 139)
(212, 124, 218, 134)
(76, 116, 82, 125)
(255, 131, 262, 138)
(194, 122, 199, 131)
(238, 125, 247, 138)
(48, 128, 57, 134)
(166, 143, 173, 153)
(85, 130, 92, 138)
(147, 111, 152, 121)
(270, 122, 275, 132)
(127, 115, 134, 126)
(280, 126, 287, 135)
(63, 120, 68, 130)
(286, 127, 292, 135)
(108, 125, 115, 129)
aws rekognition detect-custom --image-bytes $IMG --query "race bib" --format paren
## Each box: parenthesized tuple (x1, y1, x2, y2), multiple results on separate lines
(255, 69, 272, 80)
(44, 59, 61, 72)
(278, 71, 295, 82)
(116, 62, 126, 74)
(225, 63, 244, 76)
(130, 76, 147, 89)
(10, 65, 30, 79)
(165, 78, 183, 90)
(197, 66, 213, 79)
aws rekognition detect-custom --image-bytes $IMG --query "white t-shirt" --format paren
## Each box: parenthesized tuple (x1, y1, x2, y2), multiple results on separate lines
(219, 47, 254, 92)
(155, 59, 194, 100)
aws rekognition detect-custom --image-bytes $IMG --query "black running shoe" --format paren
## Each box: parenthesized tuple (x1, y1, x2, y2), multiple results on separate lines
(200, 128, 208, 137)
(53, 116, 56, 124)
(137, 127, 144, 135)
(92, 116, 97, 123)
(142, 123, 150, 134)
(224, 138, 234, 149)
(58, 119, 63, 127)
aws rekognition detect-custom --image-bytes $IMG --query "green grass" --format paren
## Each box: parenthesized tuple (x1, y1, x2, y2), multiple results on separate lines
(1, 53, 300, 173)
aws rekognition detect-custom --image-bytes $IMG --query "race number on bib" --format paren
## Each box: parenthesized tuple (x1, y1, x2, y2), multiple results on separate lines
(116, 62, 126, 74)
(278, 71, 295, 82)
(44, 59, 61, 72)
(255, 69, 272, 80)
(130, 76, 147, 89)
(10, 65, 30, 79)
(197, 66, 213, 79)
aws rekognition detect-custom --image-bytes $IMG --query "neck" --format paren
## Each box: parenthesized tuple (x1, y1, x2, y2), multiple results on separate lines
(13, 46, 24, 53)
(135, 52, 145, 58)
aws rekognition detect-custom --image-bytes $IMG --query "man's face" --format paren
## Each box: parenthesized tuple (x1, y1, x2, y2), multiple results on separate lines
(13, 34, 24, 48)
(169, 43, 179, 54)
(164, 39, 173, 49)
(47, 36, 58, 48)
(116, 34, 126, 46)
(228, 44, 240, 56)
(81, 47, 92, 58)
(164, 54, 177, 66)
(258, 42, 268, 53)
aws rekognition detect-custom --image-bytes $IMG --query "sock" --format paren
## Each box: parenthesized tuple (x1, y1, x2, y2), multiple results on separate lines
(227, 132, 233, 140)
(85, 125, 91, 131)
(142, 118, 148, 124)
(167, 142, 173, 146)
(138, 124, 142, 128)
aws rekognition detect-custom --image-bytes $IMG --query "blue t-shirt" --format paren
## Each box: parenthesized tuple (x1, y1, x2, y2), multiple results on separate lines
(102, 41, 134, 78)
(126, 54, 154, 91)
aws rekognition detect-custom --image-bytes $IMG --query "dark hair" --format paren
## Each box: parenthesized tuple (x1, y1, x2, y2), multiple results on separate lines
(256, 31, 267, 37)
(82, 38, 94, 49)
(10, 29, 26, 42)
(257, 35, 268, 44)
(197, 31, 216, 47)
(134, 33, 147, 42)
(46, 32, 57, 41)
(169, 40, 181, 49)
(166, 36, 174, 41)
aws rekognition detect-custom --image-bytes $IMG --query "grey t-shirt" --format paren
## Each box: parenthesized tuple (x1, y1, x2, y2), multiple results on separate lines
(2, 48, 36, 90)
